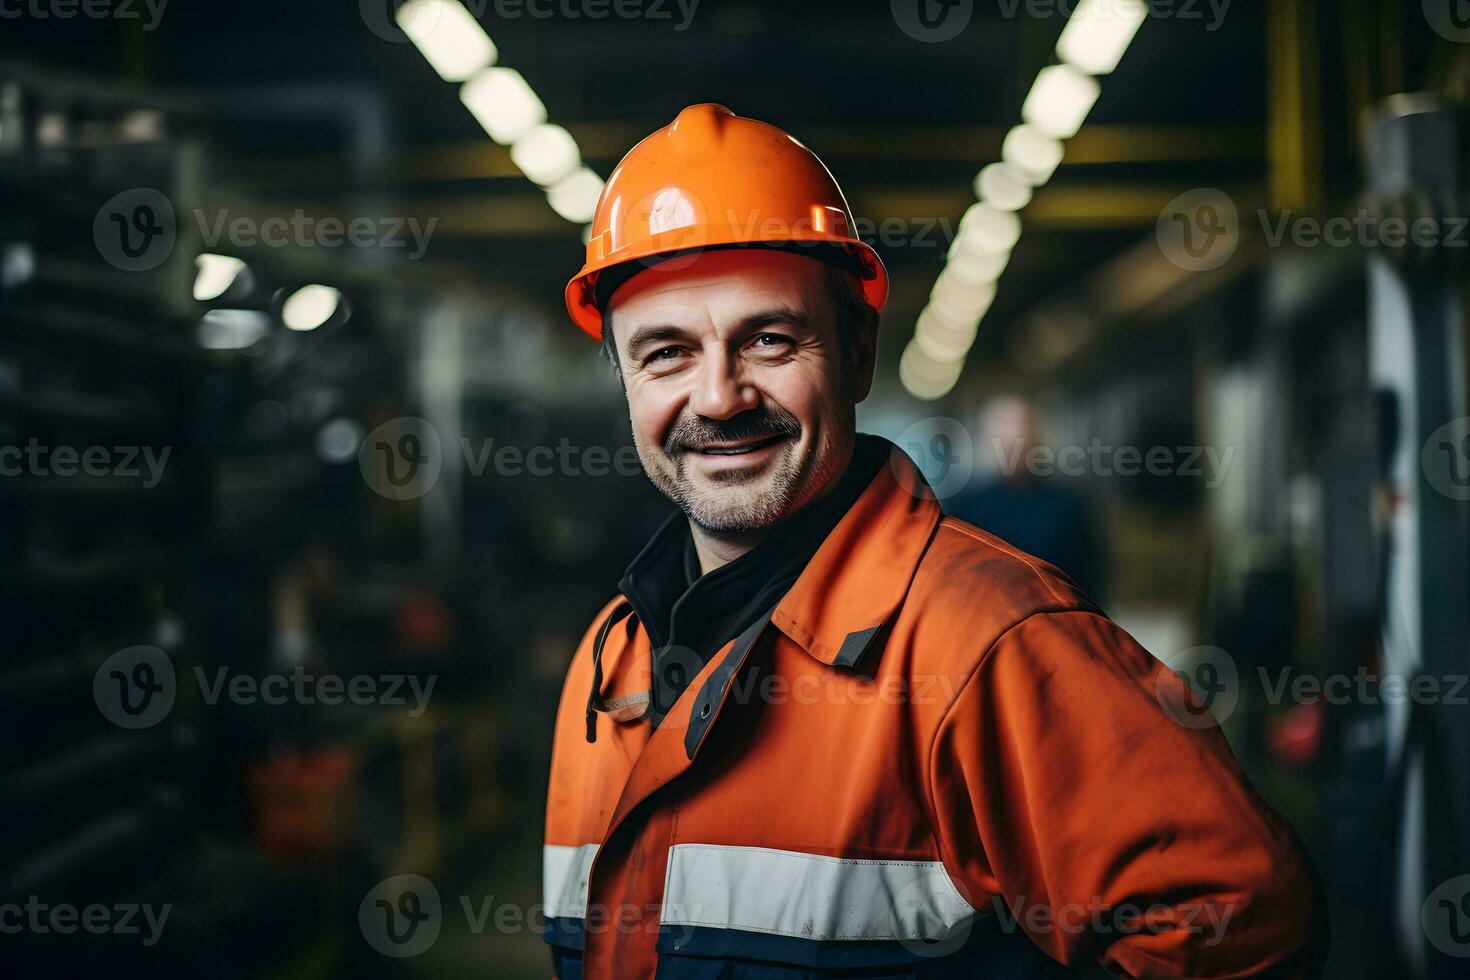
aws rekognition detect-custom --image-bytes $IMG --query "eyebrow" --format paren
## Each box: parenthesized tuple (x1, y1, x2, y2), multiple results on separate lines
(623, 306, 812, 362)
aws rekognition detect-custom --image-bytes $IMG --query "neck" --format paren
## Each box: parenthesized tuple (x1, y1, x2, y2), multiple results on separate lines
(688, 524, 765, 575)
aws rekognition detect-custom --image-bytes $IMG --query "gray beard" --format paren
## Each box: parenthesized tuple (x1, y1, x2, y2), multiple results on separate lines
(653, 439, 804, 534)
(640, 428, 849, 535)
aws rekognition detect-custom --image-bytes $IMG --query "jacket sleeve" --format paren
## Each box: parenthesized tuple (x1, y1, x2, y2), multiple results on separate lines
(926, 609, 1322, 978)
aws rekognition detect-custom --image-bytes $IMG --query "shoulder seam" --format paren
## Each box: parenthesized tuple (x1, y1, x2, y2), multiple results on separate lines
(931, 518, 1077, 609)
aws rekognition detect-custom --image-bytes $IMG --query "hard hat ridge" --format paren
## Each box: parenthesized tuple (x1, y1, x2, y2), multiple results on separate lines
(564, 104, 888, 338)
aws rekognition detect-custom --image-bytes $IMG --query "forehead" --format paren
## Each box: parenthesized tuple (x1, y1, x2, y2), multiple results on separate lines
(606, 249, 828, 331)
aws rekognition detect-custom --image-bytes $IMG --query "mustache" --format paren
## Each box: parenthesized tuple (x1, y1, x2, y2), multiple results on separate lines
(664, 405, 801, 454)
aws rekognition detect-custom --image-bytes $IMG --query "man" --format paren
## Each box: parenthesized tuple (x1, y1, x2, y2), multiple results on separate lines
(545, 104, 1320, 979)
(948, 395, 1104, 602)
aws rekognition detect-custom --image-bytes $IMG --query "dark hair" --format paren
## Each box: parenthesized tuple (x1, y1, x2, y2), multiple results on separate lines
(599, 258, 876, 379)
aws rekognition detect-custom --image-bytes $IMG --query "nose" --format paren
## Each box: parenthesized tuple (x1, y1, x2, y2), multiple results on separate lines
(687, 347, 759, 420)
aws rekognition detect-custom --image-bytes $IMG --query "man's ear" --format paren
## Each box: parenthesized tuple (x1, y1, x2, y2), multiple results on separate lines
(849, 307, 880, 403)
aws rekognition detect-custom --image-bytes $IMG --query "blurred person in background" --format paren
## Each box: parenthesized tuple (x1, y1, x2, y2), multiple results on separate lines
(948, 394, 1105, 603)
(540, 104, 1322, 979)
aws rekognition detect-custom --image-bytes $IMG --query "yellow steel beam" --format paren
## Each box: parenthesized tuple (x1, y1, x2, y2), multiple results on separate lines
(1266, 0, 1324, 212)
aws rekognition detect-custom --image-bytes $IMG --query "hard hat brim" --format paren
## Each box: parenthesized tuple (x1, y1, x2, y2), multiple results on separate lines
(565, 238, 888, 341)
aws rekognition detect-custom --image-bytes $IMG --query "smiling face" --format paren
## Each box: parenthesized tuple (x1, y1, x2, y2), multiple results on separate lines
(606, 249, 877, 535)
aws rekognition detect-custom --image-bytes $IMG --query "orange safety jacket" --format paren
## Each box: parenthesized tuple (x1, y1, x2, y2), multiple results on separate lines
(544, 443, 1320, 979)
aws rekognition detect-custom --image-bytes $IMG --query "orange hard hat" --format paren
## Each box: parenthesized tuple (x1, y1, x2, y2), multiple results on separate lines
(564, 103, 889, 339)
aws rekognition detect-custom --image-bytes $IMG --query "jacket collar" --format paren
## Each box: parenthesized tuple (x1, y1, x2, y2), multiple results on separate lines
(770, 439, 943, 667)
(597, 438, 943, 689)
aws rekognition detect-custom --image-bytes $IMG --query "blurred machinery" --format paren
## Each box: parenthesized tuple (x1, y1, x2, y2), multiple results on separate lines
(0, 63, 525, 977)
(0, 63, 234, 976)
(1362, 96, 1470, 980)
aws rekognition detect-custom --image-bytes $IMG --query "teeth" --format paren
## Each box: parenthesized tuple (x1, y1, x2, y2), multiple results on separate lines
(700, 438, 772, 455)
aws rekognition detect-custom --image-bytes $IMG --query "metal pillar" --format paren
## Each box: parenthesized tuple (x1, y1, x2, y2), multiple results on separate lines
(1366, 94, 1470, 979)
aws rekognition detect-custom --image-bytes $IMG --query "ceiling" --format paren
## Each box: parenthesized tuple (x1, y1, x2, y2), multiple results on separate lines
(11, 0, 1440, 374)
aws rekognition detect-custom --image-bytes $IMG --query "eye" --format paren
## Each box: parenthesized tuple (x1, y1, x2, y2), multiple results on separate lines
(646, 346, 685, 363)
(749, 333, 793, 351)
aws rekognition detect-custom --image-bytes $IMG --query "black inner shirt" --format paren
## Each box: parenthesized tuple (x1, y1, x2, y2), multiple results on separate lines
(619, 434, 891, 725)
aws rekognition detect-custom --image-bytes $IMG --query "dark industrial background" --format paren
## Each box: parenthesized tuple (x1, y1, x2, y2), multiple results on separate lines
(3, 1, 1469, 977)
